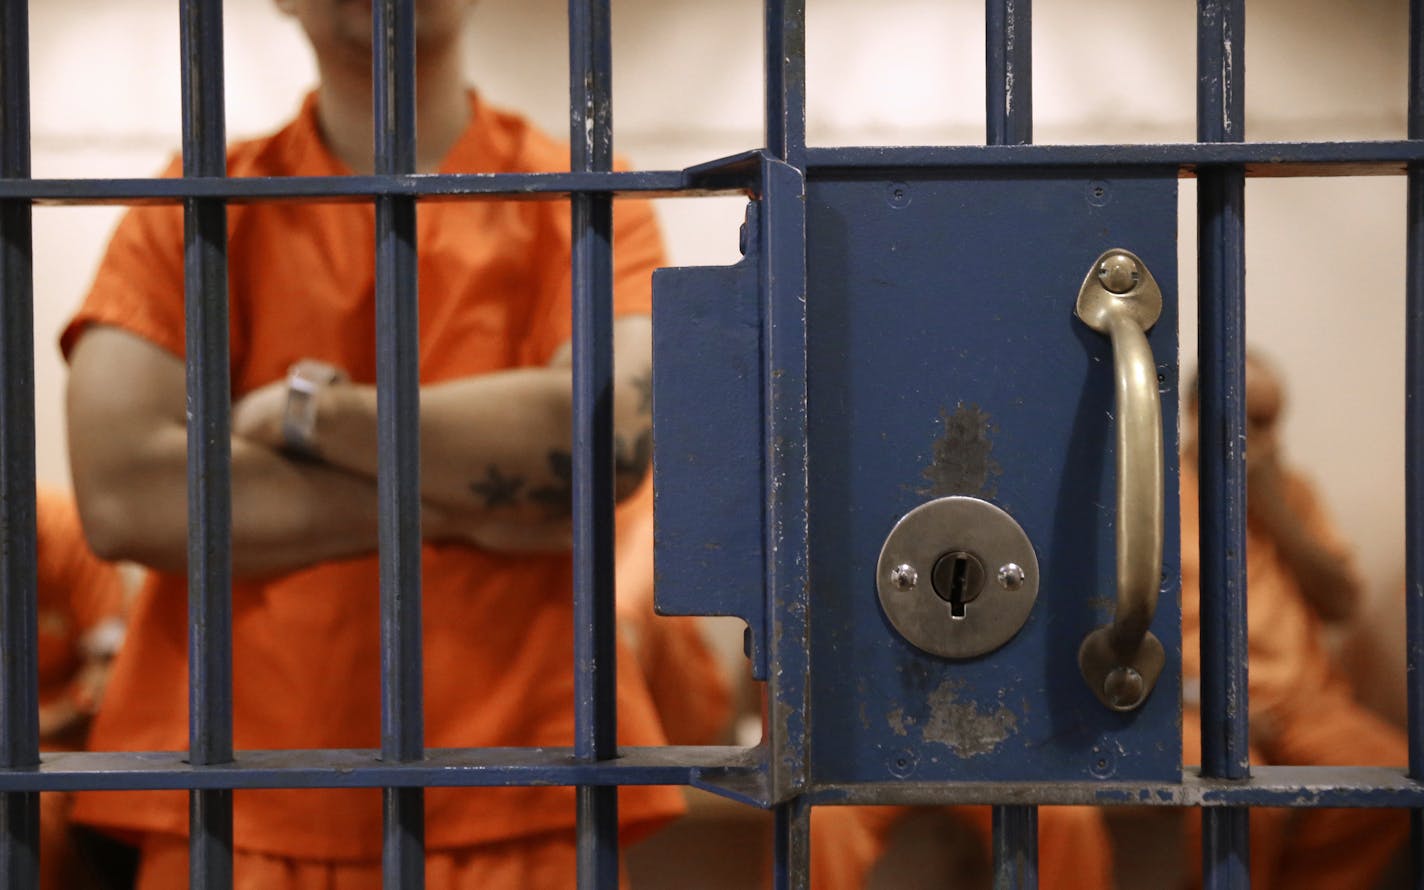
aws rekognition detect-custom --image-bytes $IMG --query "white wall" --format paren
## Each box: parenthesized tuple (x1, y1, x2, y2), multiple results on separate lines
(28, 0, 1412, 695)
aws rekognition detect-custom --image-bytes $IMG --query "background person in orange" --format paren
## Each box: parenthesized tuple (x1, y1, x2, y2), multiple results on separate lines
(61, 0, 683, 886)
(33, 486, 128, 890)
(847, 804, 1113, 889)
(1180, 353, 1408, 890)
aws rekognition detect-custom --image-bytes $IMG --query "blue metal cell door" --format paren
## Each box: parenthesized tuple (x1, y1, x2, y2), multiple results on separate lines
(654, 167, 1182, 797)
(803, 172, 1181, 786)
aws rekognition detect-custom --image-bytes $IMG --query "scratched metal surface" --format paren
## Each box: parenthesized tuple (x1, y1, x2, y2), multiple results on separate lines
(805, 172, 1181, 785)
(653, 159, 811, 806)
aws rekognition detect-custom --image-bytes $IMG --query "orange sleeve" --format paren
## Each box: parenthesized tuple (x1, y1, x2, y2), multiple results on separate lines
(609, 195, 665, 317)
(520, 180, 665, 365)
(34, 488, 126, 635)
(59, 157, 187, 362)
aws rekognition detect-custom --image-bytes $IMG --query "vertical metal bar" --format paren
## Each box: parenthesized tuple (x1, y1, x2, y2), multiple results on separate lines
(986, 0, 1032, 146)
(1414, 809, 1424, 890)
(0, 2, 39, 886)
(757, 155, 813, 882)
(765, 1, 812, 881)
(1406, 3, 1424, 886)
(993, 805, 1039, 890)
(772, 798, 811, 890)
(985, 4, 1039, 879)
(179, 0, 235, 886)
(757, 160, 812, 805)
(1197, 0, 1249, 787)
(1197, 0, 1250, 886)
(765, 0, 806, 168)
(372, 1, 424, 887)
(568, 1, 619, 887)
(1203, 809, 1251, 888)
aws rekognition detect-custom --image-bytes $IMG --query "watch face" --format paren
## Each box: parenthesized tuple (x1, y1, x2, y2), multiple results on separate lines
(283, 373, 323, 454)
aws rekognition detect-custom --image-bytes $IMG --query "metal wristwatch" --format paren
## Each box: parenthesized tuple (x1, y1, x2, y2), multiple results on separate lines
(281, 359, 346, 457)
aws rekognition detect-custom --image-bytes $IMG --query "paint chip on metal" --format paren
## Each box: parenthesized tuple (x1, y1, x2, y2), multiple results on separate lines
(888, 680, 1018, 758)
(921, 403, 1002, 498)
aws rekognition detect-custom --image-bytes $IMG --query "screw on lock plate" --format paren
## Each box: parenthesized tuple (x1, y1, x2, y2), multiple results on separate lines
(876, 496, 1039, 659)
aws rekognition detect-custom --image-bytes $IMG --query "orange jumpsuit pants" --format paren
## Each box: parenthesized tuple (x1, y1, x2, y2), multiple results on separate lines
(814, 804, 1113, 890)
(134, 831, 619, 890)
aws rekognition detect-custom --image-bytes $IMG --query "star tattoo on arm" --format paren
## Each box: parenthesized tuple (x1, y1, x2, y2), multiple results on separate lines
(528, 449, 574, 511)
(470, 465, 525, 508)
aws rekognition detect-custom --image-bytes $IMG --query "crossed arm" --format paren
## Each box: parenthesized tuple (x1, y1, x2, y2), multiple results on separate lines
(66, 316, 653, 577)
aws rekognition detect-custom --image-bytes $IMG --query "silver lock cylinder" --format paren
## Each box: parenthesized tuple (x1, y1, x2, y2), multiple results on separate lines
(876, 496, 1039, 659)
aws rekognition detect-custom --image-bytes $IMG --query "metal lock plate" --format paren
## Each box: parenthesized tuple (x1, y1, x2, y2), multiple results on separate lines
(876, 496, 1039, 659)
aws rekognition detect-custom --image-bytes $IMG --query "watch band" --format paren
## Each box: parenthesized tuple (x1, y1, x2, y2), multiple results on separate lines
(78, 616, 127, 661)
(281, 359, 346, 457)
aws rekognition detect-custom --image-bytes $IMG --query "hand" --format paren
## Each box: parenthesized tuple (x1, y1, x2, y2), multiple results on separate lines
(232, 378, 289, 449)
(1246, 443, 1286, 499)
(38, 698, 87, 743)
(1245, 447, 1296, 531)
(69, 657, 114, 715)
(38, 656, 112, 744)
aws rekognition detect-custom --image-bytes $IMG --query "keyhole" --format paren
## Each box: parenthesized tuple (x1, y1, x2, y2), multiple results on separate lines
(931, 551, 986, 619)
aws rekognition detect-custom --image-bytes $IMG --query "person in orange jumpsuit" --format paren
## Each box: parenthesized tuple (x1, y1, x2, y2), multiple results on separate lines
(1180, 353, 1408, 890)
(615, 486, 733, 749)
(33, 487, 128, 890)
(61, 1, 684, 886)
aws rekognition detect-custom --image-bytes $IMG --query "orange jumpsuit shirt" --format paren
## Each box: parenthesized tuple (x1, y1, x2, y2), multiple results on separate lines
(35, 487, 127, 725)
(34, 487, 127, 890)
(63, 91, 683, 862)
(614, 484, 732, 748)
(1180, 462, 1350, 715)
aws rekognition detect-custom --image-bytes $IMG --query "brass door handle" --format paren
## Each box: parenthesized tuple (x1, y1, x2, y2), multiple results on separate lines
(1074, 249, 1167, 712)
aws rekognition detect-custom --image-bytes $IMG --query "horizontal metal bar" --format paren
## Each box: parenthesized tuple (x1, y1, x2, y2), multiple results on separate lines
(9, 140, 1424, 206)
(4, 747, 757, 792)
(8, 755, 1421, 808)
(0, 170, 750, 205)
(810, 768, 1424, 808)
(807, 141, 1424, 176)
